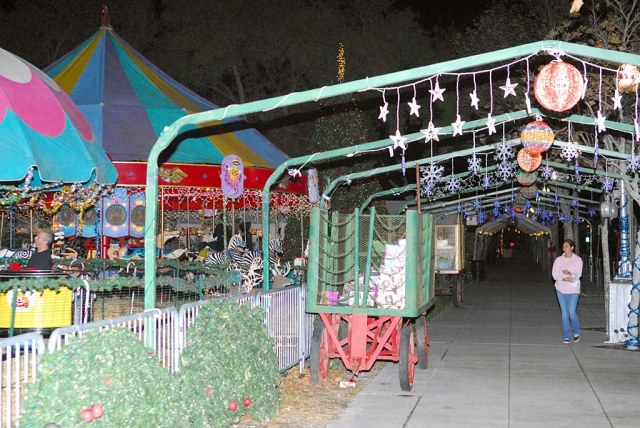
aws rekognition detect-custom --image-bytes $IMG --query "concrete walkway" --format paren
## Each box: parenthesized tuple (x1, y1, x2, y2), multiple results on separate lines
(327, 248, 640, 428)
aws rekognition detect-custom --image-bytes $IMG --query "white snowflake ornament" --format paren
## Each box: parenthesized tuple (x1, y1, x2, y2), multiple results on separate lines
(494, 141, 514, 162)
(561, 144, 579, 162)
(467, 154, 482, 174)
(496, 163, 514, 181)
(446, 176, 461, 193)
(421, 163, 444, 186)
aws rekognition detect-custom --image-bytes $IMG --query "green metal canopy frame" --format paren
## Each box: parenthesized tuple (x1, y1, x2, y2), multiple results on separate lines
(143, 40, 640, 332)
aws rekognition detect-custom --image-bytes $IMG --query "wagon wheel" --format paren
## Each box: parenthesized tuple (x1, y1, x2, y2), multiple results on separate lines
(311, 322, 329, 385)
(453, 275, 463, 308)
(399, 323, 417, 391)
(415, 315, 429, 369)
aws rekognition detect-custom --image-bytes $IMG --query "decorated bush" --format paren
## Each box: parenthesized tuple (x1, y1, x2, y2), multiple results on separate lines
(176, 300, 280, 427)
(20, 328, 180, 427)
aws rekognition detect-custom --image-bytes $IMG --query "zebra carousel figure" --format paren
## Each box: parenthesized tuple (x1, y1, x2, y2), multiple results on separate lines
(204, 224, 291, 287)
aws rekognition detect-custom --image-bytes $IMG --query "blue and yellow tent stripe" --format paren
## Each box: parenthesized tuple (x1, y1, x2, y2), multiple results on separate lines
(45, 28, 288, 168)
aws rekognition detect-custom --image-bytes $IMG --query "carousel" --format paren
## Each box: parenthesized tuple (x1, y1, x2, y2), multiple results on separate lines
(44, 17, 311, 261)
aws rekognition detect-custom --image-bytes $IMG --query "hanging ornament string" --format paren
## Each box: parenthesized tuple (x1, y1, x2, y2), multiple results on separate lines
(408, 84, 421, 117)
(525, 58, 532, 113)
(487, 70, 497, 135)
(378, 90, 389, 122)
(452, 75, 465, 137)
(470, 73, 480, 110)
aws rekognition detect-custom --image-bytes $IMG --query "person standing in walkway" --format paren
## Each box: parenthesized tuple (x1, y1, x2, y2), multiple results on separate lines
(552, 239, 583, 344)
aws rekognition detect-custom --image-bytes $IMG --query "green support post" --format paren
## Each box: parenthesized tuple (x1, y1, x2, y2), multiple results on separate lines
(306, 208, 320, 312)
(353, 208, 360, 301)
(361, 207, 376, 308)
(404, 210, 419, 312)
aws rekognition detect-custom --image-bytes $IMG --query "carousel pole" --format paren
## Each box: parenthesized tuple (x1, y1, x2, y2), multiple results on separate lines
(30, 210, 33, 243)
(416, 164, 421, 212)
(160, 187, 165, 259)
(223, 198, 227, 248)
(1, 211, 5, 247)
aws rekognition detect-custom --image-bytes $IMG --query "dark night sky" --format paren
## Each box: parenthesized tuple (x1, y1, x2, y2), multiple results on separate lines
(396, 0, 495, 27)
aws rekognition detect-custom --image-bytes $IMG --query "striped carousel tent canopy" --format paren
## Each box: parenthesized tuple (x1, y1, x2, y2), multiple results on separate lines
(44, 26, 289, 168)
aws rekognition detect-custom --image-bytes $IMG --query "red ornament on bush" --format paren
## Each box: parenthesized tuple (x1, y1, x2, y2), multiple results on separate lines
(243, 397, 252, 407)
(91, 404, 104, 419)
(534, 61, 584, 112)
(79, 409, 94, 423)
(520, 120, 555, 155)
(228, 401, 238, 411)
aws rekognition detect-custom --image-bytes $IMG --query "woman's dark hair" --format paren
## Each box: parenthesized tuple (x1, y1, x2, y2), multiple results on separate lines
(563, 239, 576, 249)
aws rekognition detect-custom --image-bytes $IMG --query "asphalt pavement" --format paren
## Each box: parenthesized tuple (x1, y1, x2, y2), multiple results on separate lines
(327, 248, 640, 428)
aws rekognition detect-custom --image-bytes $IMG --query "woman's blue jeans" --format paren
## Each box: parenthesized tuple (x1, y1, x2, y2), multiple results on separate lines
(556, 290, 580, 339)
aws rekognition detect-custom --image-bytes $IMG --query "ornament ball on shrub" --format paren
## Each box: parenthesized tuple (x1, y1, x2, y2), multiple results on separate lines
(244, 398, 252, 407)
(520, 120, 554, 155)
(534, 61, 584, 112)
(229, 401, 239, 411)
(90, 404, 104, 419)
(79, 409, 94, 423)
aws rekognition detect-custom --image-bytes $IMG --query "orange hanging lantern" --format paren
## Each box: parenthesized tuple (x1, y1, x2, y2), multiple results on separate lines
(517, 148, 542, 172)
(534, 61, 584, 112)
(520, 120, 555, 155)
(617, 64, 640, 93)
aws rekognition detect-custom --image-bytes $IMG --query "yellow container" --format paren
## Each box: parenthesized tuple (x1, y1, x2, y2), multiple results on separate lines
(0, 286, 73, 328)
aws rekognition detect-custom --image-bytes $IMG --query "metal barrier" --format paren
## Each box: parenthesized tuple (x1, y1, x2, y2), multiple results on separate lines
(48, 307, 179, 373)
(0, 332, 45, 428)
(177, 287, 312, 373)
(255, 286, 314, 373)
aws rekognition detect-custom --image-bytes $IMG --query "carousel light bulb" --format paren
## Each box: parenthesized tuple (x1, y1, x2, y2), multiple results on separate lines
(550, 171, 557, 180)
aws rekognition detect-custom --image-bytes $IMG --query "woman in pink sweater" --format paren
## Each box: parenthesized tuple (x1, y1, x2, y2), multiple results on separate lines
(552, 239, 583, 344)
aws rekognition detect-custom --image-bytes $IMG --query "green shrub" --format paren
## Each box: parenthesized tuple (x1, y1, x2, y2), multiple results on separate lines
(176, 300, 281, 427)
(20, 328, 179, 427)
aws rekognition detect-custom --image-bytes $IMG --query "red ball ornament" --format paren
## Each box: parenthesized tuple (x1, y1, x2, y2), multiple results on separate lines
(520, 120, 555, 155)
(517, 149, 542, 173)
(243, 397, 252, 407)
(534, 61, 584, 112)
(80, 409, 94, 423)
(228, 401, 238, 411)
(91, 404, 104, 419)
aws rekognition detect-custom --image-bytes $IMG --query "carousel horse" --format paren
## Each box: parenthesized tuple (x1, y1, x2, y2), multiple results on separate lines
(0, 241, 37, 260)
(204, 238, 284, 267)
(107, 229, 184, 260)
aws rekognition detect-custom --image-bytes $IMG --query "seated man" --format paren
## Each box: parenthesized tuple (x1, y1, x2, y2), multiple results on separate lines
(26, 228, 54, 270)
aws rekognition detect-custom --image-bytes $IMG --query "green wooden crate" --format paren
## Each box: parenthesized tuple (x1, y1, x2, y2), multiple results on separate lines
(306, 207, 435, 318)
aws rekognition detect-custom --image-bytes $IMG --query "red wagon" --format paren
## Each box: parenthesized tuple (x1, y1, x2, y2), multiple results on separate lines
(306, 208, 436, 391)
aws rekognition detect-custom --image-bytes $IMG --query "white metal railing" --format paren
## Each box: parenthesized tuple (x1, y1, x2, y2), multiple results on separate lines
(0, 333, 45, 428)
(48, 307, 179, 373)
(255, 286, 314, 372)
